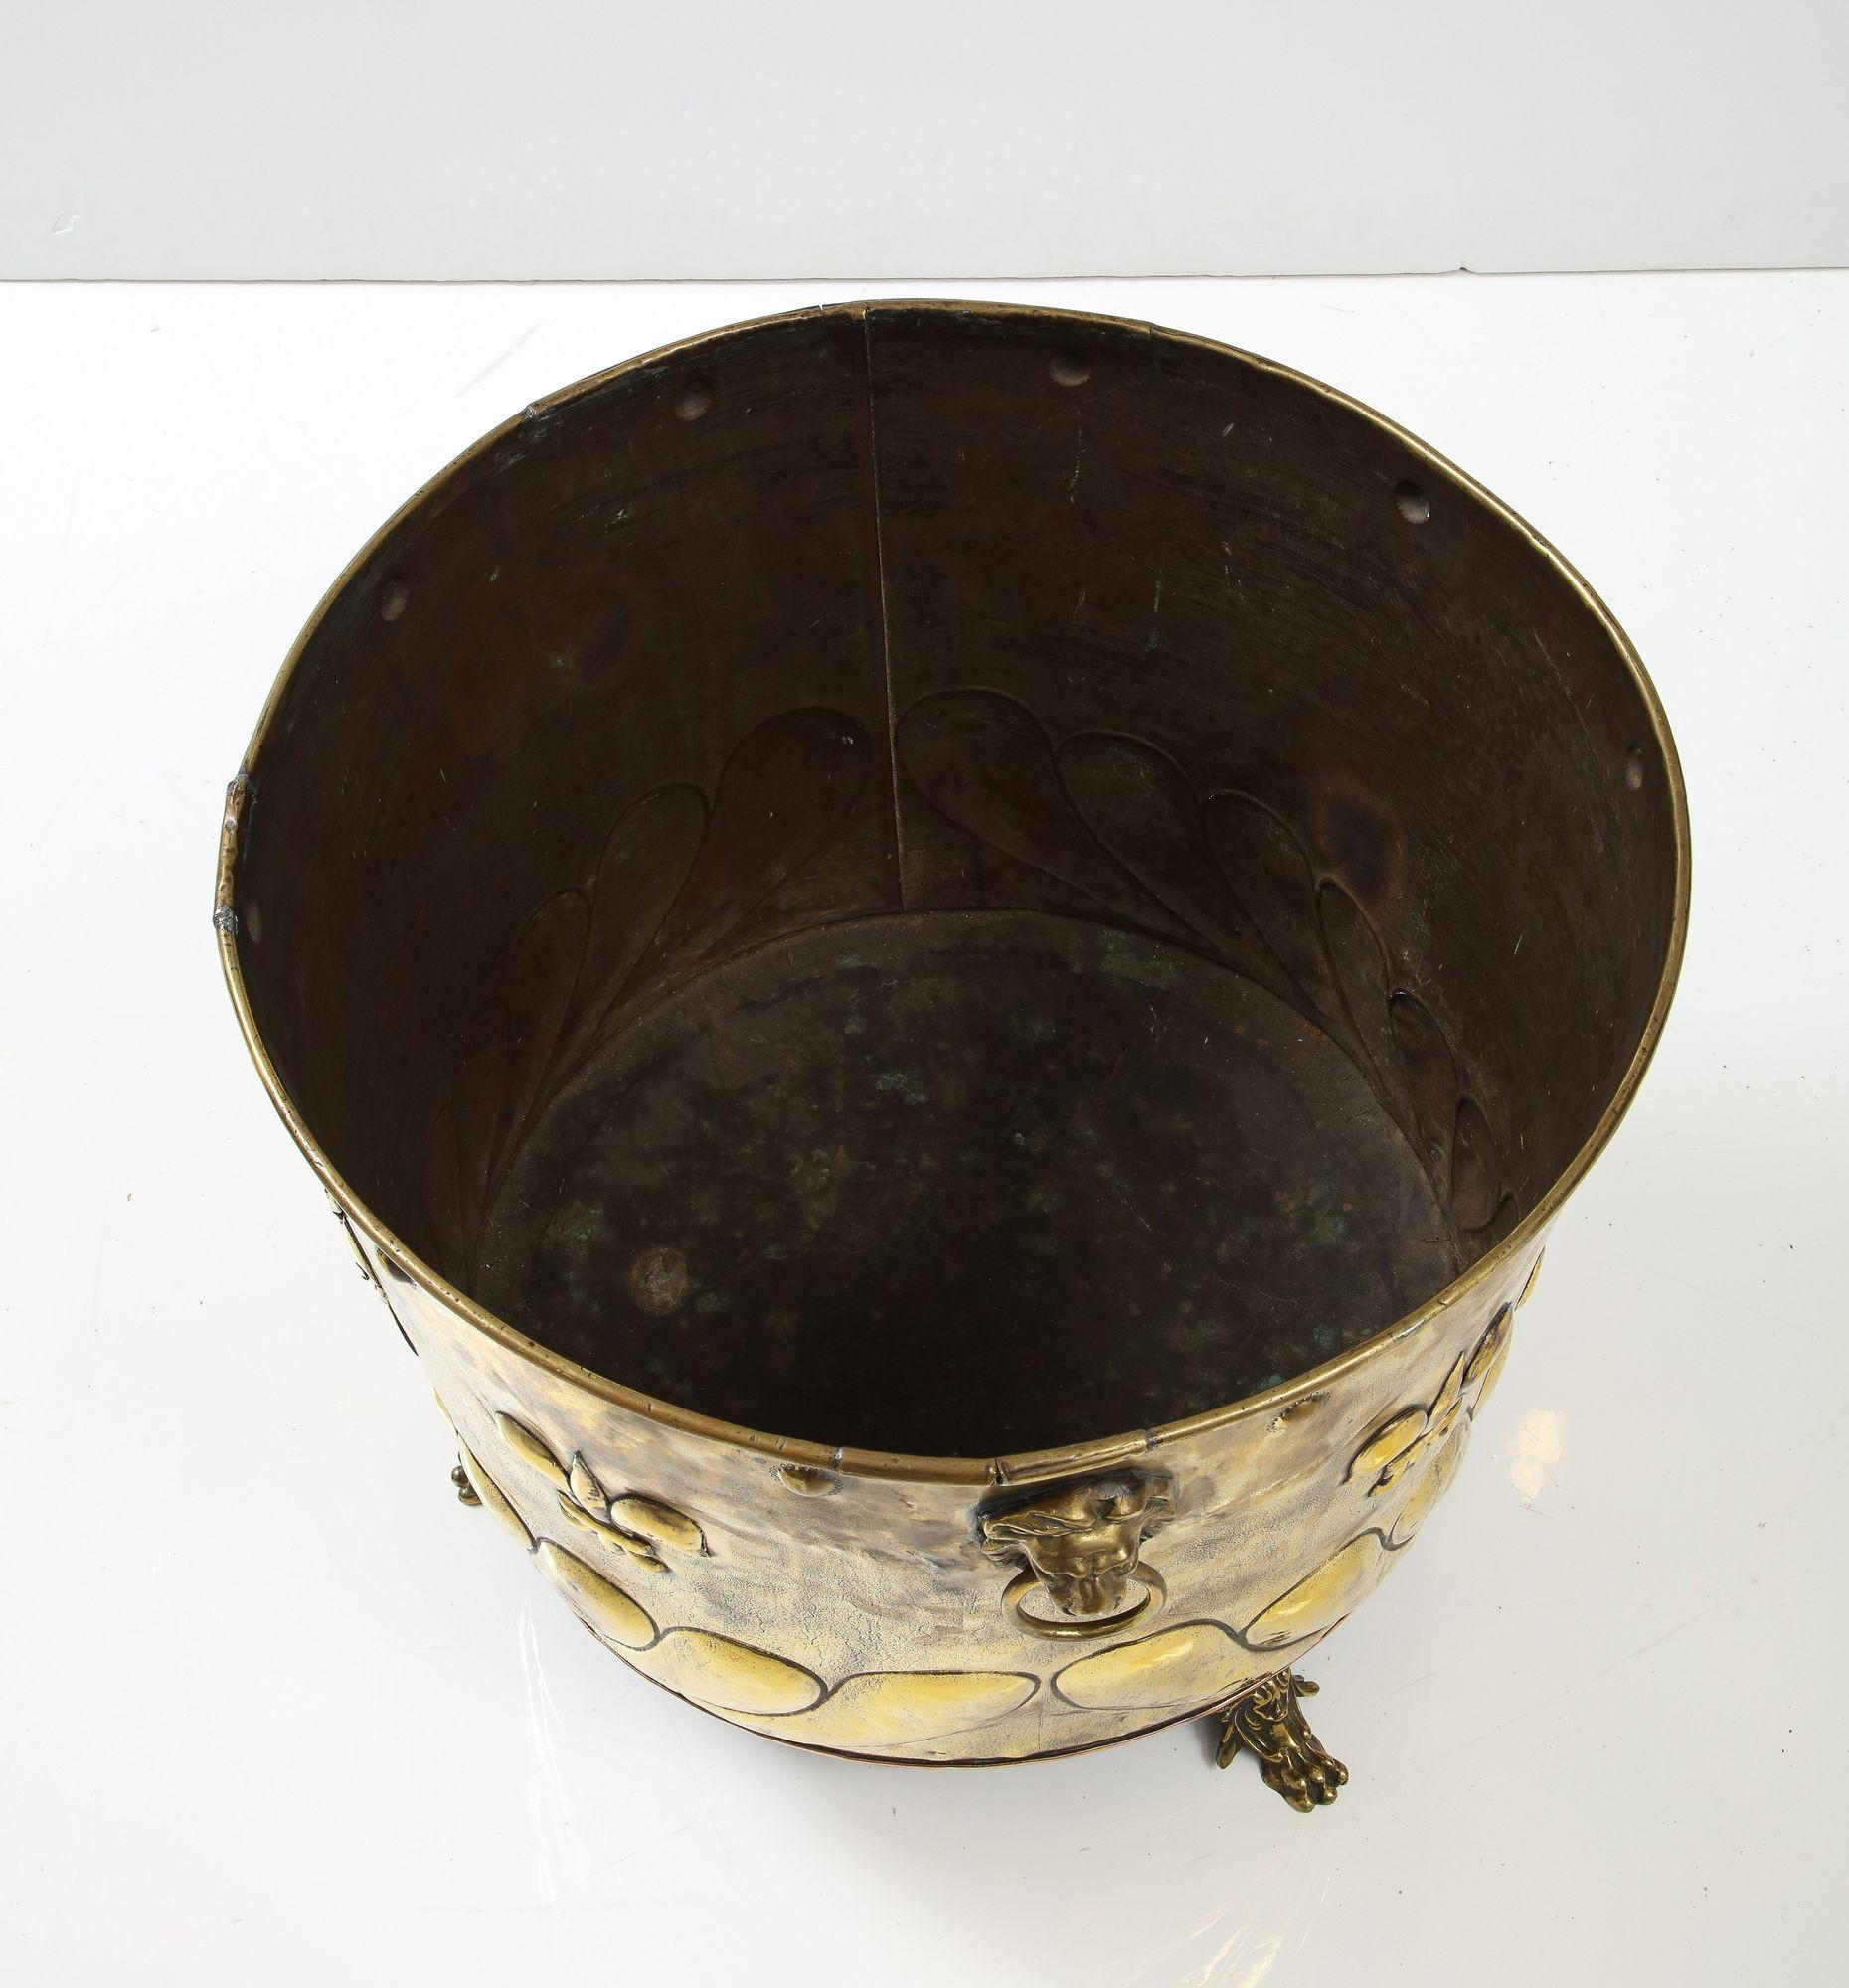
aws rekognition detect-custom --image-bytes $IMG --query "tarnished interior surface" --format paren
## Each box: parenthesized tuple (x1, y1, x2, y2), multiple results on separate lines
(232, 301, 1681, 1456)
(480, 911, 1457, 1454)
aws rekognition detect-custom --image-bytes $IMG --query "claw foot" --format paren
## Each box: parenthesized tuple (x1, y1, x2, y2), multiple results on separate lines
(1216, 1671, 1348, 1811)
(450, 1459, 481, 1507)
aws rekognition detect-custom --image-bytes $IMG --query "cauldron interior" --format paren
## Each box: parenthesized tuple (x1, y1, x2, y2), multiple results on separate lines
(232, 304, 1679, 1456)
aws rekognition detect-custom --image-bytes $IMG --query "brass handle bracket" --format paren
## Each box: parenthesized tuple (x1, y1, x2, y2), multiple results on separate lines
(979, 1469, 1175, 1638)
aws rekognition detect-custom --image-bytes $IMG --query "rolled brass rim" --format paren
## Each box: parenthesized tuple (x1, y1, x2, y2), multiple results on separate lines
(215, 296, 1691, 1489)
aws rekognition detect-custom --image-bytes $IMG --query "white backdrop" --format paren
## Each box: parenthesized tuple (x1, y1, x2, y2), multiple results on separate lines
(3, 0, 1846, 280)
(2, 272, 1844, 1983)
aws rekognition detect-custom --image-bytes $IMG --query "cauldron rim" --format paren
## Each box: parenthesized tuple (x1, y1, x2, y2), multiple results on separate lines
(214, 296, 1690, 1487)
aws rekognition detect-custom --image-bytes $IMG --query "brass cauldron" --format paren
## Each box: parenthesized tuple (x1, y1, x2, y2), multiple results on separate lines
(217, 302, 1687, 1807)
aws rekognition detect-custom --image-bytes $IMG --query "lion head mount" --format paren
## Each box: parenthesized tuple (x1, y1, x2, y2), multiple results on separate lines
(980, 1471, 1176, 1621)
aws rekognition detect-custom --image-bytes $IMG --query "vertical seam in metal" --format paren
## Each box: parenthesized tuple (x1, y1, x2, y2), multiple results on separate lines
(860, 309, 907, 908)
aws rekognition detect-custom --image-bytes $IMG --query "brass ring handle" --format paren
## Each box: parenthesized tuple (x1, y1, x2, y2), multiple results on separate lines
(979, 1467, 1176, 1640)
(1002, 1564, 1167, 1639)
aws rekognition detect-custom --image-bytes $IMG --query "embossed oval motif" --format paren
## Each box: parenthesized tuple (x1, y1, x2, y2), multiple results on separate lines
(533, 1539, 657, 1650)
(1244, 1534, 1390, 1651)
(1053, 1620, 1259, 1711)
(1464, 1304, 1514, 1405)
(458, 1445, 532, 1549)
(609, 1494, 706, 1556)
(775, 1462, 836, 1495)
(755, 1670, 1038, 1746)
(637, 1628, 823, 1716)
(496, 1413, 570, 1489)
(1388, 1426, 1470, 1547)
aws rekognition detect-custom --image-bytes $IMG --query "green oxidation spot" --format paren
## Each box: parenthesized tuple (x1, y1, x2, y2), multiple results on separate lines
(1096, 928, 1179, 989)
(1312, 1321, 1338, 1354)
(1260, 1372, 1286, 1391)
(1277, 1184, 1353, 1250)
(1009, 1011, 1058, 1044)
(835, 952, 865, 970)
(1011, 1125, 1052, 1155)
(875, 1068, 926, 1106)
(693, 1289, 728, 1317)
(554, 1199, 606, 1249)
(843, 1013, 866, 1035)
(1024, 1184, 1064, 1216)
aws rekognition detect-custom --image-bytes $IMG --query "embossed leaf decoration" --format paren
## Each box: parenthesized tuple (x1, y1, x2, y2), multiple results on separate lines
(557, 782, 708, 1066)
(567, 1451, 609, 1519)
(496, 889, 592, 1177)
(898, 689, 1161, 918)
(1058, 732, 1271, 974)
(609, 1493, 707, 1557)
(495, 1412, 571, 1490)
(1475, 1194, 1518, 1246)
(451, 1000, 510, 1275)
(1201, 792, 1358, 1056)
(649, 708, 872, 968)
(1316, 879, 1415, 1138)
(1388, 991, 1460, 1176)
(554, 1495, 668, 1569)
(426, 710, 869, 1271)
(1349, 1406, 1429, 1484)
(419, 685, 1519, 1294)
(1449, 1096, 1502, 1233)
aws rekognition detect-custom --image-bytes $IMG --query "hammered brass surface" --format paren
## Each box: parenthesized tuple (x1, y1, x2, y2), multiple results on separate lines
(370, 1223, 1539, 1760)
(217, 301, 1687, 1773)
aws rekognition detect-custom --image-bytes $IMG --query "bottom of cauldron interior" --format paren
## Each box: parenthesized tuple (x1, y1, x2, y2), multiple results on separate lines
(474, 907, 1461, 1457)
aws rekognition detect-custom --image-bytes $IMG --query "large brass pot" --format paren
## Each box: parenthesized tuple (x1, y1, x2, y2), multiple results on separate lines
(217, 302, 1686, 1805)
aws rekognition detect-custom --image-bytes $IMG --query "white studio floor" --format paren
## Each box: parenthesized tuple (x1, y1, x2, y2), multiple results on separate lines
(2, 270, 1842, 1985)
